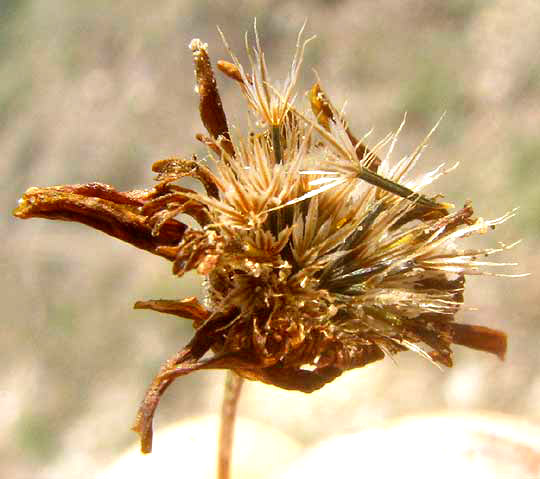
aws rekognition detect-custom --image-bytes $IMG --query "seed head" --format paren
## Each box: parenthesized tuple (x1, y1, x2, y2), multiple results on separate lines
(13, 24, 520, 454)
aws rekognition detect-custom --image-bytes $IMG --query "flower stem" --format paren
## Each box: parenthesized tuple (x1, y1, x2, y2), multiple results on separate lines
(217, 371, 244, 479)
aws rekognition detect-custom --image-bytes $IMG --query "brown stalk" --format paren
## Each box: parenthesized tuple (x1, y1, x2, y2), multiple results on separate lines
(217, 372, 244, 479)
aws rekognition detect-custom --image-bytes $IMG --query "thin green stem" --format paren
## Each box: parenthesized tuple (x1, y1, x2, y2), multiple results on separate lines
(272, 124, 282, 164)
(217, 371, 244, 479)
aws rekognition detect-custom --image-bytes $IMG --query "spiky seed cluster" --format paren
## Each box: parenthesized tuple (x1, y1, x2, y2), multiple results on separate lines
(13, 25, 517, 454)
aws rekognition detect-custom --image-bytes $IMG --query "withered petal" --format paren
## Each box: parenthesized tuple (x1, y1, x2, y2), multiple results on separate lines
(190, 39, 234, 157)
(451, 323, 507, 360)
(134, 297, 210, 326)
(14, 185, 187, 259)
(152, 157, 220, 199)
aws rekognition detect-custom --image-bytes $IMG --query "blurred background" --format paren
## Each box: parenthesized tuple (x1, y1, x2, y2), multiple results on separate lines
(2, 0, 540, 477)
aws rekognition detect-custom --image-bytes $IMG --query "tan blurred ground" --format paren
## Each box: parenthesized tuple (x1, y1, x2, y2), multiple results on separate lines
(95, 413, 540, 479)
(2, 1, 539, 477)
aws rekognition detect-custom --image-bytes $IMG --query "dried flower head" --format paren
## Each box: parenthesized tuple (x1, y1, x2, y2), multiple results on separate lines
(13, 24, 519, 455)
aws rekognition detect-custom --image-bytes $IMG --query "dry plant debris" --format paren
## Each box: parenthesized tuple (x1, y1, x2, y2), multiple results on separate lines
(14, 24, 519, 455)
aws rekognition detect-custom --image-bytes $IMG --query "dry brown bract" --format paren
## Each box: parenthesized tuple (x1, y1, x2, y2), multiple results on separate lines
(14, 26, 516, 454)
